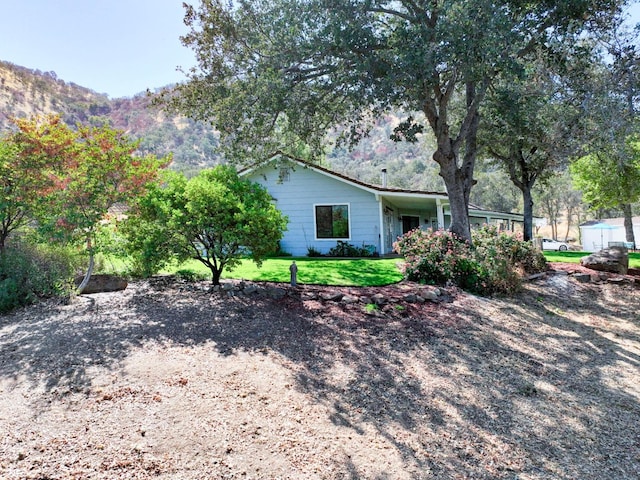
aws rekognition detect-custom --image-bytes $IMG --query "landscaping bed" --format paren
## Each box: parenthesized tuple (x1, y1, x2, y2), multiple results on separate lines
(0, 273, 639, 479)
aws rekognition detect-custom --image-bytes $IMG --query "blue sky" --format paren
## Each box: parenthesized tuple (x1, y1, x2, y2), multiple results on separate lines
(0, 1, 639, 99)
(0, 0, 196, 98)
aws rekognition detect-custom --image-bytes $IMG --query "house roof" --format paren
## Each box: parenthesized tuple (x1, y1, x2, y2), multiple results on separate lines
(239, 153, 447, 198)
(580, 217, 640, 227)
(240, 153, 523, 220)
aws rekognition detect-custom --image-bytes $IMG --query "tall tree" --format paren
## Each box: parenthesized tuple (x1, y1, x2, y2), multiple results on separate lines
(11, 115, 168, 292)
(575, 26, 640, 244)
(480, 45, 593, 241)
(162, 0, 621, 242)
(571, 137, 640, 244)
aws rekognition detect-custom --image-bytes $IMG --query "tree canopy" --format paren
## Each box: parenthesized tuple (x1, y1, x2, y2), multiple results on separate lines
(480, 45, 591, 240)
(123, 166, 288, 285)
(571, 138, 640, 241)
(164, 0, 623, 242)
(6, 115, 169, 292)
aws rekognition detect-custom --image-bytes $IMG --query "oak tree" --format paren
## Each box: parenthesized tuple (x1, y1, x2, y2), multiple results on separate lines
(163, 0, 622, 242)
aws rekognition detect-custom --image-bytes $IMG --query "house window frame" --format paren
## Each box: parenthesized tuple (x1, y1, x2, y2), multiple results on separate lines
(313, 203, 351, 240)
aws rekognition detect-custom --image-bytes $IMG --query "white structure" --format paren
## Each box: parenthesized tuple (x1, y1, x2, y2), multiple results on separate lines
(241, 157, 525, 256)
(579, 218, 640, 252)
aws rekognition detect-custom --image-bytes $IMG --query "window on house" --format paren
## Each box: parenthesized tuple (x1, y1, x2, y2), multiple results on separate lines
(315, 204, 350, 239)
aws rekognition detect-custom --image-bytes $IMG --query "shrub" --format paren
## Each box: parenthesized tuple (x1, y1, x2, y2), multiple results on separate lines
(0, 241, 80, 313)
(307, 246, 323, 257)
(393, 228, 471, 285)
(471, 225, 547, 294)
(327, 241, 377, 257)
(394, 226, 547, 295)
(175, 268, 209, 282)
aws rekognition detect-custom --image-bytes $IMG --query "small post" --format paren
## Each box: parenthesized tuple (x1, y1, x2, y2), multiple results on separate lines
(289, 261, 298, 286)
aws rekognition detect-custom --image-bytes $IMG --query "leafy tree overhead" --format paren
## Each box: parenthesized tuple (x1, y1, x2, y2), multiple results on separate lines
(480, 46, 591, 241)
(571, 137, 640, 244)
(123, 166, 288, 285)
(10, 115, 169, 293)
(575, 26, 640, 245)
(164, 0, 623, 242)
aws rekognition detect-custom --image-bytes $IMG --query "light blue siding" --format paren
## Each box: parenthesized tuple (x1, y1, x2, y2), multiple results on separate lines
(246, 162, 381, 256)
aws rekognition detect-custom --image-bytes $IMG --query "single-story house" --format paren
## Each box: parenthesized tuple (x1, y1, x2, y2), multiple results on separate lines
(241, 157, 525, 256)
(579, 218, 640, 252)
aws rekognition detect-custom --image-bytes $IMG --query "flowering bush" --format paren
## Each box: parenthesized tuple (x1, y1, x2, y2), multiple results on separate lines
(393, 228, 471, 285)
(393, 225, 547, 295)
(471, 225, 547, 294)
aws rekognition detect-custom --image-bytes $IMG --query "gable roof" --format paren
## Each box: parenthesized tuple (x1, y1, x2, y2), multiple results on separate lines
(239, 153, 447, 197)
(240, 153, 523, 219)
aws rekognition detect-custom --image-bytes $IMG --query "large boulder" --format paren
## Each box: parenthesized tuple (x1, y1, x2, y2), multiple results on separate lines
(580, 247, 629, 275)
(75, 274, 128, 294)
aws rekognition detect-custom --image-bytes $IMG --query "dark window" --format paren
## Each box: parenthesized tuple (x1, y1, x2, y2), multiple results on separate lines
(402, 216, 420, 234)
(315, 205, 349, 239)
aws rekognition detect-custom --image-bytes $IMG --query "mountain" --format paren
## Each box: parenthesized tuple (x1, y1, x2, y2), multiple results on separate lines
(1, 60, 519, 208)
(0, 60, 222, 173)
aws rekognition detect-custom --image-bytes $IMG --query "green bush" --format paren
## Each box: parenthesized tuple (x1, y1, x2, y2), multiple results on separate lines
(327, 241, 377, 257)
(393, 225, 547, 295)
(0, 241, 80, 313)
(393, 229, 472, 285)
(470, 225, 547, 294)
(307, 246, 323, 257)
(175, 268, 209, 282)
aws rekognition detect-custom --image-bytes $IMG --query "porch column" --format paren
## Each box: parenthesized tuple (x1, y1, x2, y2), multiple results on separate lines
(436, 199, 445, 229)
(377, 195, 386, 255)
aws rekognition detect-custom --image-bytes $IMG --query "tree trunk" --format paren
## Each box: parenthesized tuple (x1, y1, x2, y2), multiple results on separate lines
(564, 207, 573, 242)
(522, 186, 534, 242)
(436, 155, 472, 243)
(211, 267, 223, 286)
(622, 203, 636, 246)
(76, 250, 95, 294)
(423, 82, 480, 243)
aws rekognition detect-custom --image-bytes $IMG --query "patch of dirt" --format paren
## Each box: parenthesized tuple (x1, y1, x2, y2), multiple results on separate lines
(1, 272, 639, 479)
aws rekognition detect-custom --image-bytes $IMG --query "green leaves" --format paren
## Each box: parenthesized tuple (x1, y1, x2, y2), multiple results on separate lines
(124, 165, 288, 284)
(163, 0, 622, 242)
(570, 138, 640, 210)
(2, 115, 168, 255)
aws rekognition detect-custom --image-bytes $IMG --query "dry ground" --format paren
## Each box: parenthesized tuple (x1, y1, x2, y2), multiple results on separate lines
(0, 270, 639, 479)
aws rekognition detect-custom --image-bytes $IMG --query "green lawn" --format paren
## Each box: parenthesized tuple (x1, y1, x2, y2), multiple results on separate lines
(543, 250, 640, 268)
(169, 257, 405, 287)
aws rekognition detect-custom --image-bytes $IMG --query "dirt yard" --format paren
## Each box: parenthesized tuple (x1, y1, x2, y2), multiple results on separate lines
(0, 269, 639, 479)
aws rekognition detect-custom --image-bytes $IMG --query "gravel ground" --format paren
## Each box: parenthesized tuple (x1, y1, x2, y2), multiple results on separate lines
(0, 270, 639, 479)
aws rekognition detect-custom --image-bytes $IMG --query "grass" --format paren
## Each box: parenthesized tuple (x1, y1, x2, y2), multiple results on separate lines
(165, 257, 404, 287)
(101, 250, 638, 289)
(543, 250, 640, 268)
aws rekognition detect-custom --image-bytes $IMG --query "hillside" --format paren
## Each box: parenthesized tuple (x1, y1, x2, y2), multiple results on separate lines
(0, 60, 522, 209)
(0, 61, 222, 172)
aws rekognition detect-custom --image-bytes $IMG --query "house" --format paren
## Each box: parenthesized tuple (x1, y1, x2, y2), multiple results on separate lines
(241, 157, 525, 256)
(579, 218, 639, 252)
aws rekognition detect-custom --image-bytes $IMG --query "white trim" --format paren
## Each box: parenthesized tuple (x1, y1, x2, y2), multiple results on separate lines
(378, 199, 385, 255)
(313, 203, 352, 241)
(436, 199, 445, 228)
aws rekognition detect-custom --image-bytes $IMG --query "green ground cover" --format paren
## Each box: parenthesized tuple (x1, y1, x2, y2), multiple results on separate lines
(97, 251, 638, 289)
(543, 251, 640, 268)
(166, 257, 405, 287)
